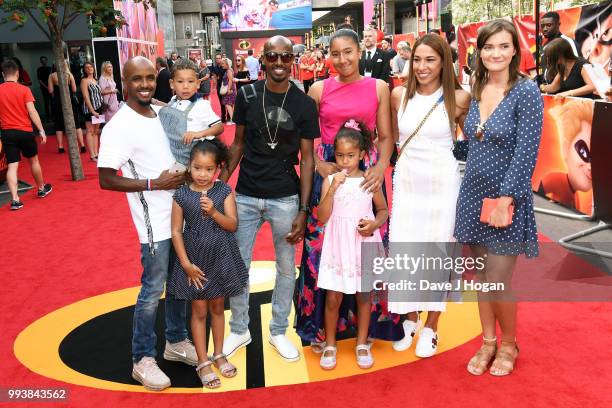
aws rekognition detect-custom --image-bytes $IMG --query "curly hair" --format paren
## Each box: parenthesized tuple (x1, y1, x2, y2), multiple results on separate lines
(334, 120, 374, 153)
(189, 137, 229, 167)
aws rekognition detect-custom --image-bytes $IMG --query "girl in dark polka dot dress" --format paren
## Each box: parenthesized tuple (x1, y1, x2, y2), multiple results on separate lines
(454, 20, 543, 377)
(169, 138, 248, 388)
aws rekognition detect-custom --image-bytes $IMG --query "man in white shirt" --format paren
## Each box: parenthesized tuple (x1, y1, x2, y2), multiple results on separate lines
(392, 41, 411, 80)
(245, 49, 260, 83)
(98, 57, 196, 392)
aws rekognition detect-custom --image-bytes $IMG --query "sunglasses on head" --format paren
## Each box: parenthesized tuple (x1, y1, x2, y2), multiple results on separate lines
(264, 51, 294, 64)
(574, 139, 591, 163)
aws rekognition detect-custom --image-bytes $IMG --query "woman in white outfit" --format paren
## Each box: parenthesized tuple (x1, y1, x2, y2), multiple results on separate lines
(389, 34, 470, 357)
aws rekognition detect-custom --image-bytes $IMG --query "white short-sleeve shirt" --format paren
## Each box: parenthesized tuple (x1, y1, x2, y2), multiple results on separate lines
(168, 96, 221, 132)
(97, 104, 175, 244)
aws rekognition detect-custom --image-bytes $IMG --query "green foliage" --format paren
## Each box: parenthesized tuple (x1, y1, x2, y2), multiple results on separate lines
(0, 0, 154, 37)
(452, 0, 602, 25)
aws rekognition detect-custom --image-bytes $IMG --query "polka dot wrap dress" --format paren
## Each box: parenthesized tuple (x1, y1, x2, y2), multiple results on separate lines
(454, 79, 544, 258)
(168, 182, 248, 300)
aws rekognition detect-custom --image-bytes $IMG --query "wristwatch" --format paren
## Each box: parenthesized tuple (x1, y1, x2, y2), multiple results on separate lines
(299, 204, 310, 213)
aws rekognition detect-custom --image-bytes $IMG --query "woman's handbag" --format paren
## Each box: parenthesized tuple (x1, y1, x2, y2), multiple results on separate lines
(219, 83, 229, 96)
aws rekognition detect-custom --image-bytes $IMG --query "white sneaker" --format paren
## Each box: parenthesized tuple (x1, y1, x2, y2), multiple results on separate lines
(269, 334, 300, 362)
(163, 339, 198, 366)
(222, 330, 252, 358)
(393, 319, 421, 351)
(132, 357, 171, 391)
(415, 327, 439, 358)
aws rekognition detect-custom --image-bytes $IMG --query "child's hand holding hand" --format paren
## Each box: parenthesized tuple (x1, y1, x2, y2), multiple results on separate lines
(356, 218, 376, 237)
(331, 170, 347, 190)
(184, 263, 207, 289)
(200, 194, 216, 215)
(183, 131, 200, 145)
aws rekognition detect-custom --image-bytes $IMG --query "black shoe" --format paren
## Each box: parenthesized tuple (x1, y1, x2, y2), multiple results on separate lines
(37, 184, 53, 198)
(58, 147, 66, 154)
(80, 146, 87, 153)
(10, 200, 24, 210)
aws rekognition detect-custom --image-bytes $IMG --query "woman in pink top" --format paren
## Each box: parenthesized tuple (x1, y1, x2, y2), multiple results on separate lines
(295, 28, 401, 354)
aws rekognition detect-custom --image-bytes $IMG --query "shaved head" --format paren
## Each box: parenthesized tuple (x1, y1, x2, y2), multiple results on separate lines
(264, 35, 292, 53)
(122, 56, 157, 109)
(122, 56, 155, 80)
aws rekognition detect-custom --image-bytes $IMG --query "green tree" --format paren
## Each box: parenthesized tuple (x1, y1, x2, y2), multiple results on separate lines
(0, 1, 148, 180)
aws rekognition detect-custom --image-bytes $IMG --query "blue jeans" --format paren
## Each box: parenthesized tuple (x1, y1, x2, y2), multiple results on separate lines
(132, 239, 188, 362)
(230, 193, 299, 336)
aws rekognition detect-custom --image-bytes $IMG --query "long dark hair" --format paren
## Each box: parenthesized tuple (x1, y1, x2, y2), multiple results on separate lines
(472, 19, 524, 101)
(401, 33, 461, 135)
(544, 38, 579, 83)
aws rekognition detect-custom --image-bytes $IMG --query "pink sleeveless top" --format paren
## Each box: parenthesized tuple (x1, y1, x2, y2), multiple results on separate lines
(319, 77, 378, 144)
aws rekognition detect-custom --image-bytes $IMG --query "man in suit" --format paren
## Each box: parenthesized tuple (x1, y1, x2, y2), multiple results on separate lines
(154, 57, 172, 103)
(359, 27, 391, 83)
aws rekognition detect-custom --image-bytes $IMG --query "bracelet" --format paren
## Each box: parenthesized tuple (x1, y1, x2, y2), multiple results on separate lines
(146, 179, 152, 191)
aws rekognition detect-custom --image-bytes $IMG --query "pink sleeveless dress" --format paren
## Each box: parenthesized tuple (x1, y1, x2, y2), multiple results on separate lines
(296, 76, 403, 343)
(319, 76, 378, 145)
(317, 176, 383, 294)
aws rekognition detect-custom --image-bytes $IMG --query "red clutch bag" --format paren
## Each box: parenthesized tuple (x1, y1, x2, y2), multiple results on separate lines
(480, 198, 514, 225)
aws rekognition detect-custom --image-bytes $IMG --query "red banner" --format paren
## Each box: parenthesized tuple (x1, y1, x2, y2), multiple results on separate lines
(392, 33, 417, 49)
(457, 21, 485, 85)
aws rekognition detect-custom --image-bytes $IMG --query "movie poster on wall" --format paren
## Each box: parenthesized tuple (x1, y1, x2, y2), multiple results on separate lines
(231, 36, 302, 58)
(219, 0, 312, 31)
(531, 96, 594, 216)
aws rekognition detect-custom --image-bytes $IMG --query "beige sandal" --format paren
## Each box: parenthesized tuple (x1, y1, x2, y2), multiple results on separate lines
(467, 337, 497, 376)
(212, 353, 237, 378)
(196, 360, 221, 388)
(490, 341, 519, 376)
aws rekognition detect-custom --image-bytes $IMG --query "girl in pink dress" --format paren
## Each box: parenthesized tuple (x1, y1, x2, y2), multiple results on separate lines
(317, 120, 388, 371)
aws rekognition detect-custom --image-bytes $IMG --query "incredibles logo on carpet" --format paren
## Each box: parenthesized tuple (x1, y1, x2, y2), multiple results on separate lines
(14, 261, 481, 393)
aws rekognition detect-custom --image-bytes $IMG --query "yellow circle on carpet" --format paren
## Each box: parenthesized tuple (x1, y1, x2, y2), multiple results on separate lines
(14, 261, 481, 393)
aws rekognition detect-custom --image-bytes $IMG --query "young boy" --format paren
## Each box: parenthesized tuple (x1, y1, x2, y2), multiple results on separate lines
(164, 59, 223, 169)
(0, 59, 52, 210)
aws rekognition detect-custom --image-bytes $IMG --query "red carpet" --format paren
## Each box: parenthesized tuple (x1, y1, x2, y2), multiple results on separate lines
(2, 93, 611, 407)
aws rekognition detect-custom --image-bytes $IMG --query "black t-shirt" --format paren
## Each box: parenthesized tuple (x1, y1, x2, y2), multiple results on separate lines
(233, 80, 320, 198)
(37, 66, 52, 88)
(211, 65, 227, 89)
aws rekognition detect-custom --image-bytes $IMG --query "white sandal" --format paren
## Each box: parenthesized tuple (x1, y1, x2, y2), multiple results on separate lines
(355, 343, 374, 369)
(319, 346, 337, 370)
(196, 360, 221, 389)
(311, 340, 327, 354)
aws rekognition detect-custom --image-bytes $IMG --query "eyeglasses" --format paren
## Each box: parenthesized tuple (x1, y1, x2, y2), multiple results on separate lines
(574, 139, 591, 163)
(264, 51, 294, 64)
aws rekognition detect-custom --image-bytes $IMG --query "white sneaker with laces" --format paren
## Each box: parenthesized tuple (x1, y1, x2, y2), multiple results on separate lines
(132, 357, 171, 391)
(222, 330, 252, 358)
(163, 339, 198, 366)
(393, 318, 421, 351)
(415, 327, 439, 358)
(269, 334, 300, 362)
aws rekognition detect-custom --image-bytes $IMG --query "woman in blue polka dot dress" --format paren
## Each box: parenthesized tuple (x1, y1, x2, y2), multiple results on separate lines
(454, 20, 543, 377)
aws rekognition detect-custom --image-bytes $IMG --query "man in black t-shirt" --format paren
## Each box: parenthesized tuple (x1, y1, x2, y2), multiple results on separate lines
(537, 11, 581, 84)
(36, 56, 52, 120)
(220, 35, 319, 362)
